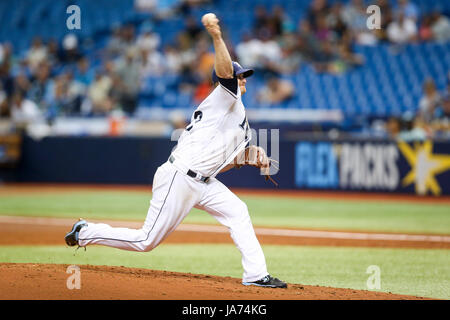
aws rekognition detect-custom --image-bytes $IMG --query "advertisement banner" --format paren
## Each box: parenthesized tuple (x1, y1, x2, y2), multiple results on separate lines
(295, 140, 450, 196)
(3, 135, 450, 196)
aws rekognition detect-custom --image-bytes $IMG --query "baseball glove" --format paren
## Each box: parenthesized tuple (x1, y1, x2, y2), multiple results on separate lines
(234, 145, 279, 186)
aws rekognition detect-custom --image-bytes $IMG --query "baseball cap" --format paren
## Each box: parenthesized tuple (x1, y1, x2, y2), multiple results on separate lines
(212, 61, 254, 83)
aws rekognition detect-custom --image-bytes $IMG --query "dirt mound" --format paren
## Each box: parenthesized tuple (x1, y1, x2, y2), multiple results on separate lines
(0, 263, 430, 300)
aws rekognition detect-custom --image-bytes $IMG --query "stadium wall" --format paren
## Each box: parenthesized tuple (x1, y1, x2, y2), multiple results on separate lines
(1, 135, 450, 196)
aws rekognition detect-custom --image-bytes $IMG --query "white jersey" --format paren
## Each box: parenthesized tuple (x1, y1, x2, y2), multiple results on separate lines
(77, 72, 269, 284)
(171, 82, 251, 178)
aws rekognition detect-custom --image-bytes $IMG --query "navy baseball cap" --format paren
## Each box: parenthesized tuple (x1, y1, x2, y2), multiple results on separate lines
(212, 61, 254, 83)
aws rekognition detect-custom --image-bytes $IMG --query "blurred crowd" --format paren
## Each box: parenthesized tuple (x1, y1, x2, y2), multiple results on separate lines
(384, 76, 450, 140)
(0, 31, 146, 125)
(0, 0, 449, 139)
(0, 17, 218, 126)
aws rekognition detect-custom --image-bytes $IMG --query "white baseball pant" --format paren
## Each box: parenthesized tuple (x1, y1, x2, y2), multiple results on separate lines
(78, 160, 268, 282)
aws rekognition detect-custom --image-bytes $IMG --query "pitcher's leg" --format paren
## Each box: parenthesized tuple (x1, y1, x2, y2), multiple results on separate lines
(196, 179, 268, 282)
(78, 164, 198, 251)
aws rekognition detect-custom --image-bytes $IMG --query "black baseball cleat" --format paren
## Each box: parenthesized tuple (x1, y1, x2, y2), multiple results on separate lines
(242, 275, 288, 288)
(65, 219, 87, 246)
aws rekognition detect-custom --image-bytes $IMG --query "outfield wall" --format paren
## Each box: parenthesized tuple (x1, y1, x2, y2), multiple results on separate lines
(1, 135, 450, 196)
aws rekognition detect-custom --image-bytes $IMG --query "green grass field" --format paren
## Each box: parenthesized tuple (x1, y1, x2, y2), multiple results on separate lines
(0, 190, 449, 233)
(0, 189, 449, 299)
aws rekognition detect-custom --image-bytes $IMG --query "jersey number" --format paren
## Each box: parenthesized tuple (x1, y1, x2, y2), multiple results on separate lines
(186, 111, 203, 131)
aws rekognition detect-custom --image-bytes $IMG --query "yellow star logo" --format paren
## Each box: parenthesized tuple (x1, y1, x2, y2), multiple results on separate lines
(398, 141, 450, 196)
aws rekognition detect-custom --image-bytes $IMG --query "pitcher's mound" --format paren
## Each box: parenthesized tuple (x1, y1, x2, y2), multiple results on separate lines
(0, 263, 429, 300)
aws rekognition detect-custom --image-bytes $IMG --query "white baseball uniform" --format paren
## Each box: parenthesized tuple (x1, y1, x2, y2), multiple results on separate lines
(78, 78, 269, 282)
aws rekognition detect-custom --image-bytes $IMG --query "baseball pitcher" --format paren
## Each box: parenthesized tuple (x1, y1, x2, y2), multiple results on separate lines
(65, 13, 286, 288)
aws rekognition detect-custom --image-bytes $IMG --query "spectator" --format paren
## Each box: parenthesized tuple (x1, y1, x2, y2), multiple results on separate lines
(235, 33, 261, 69)
(74, 57, 94, 87)
(193, 78, 213, 104)
(273, 40, 303, 74)
(374, 0, 394, 41)
(431, 94, 450, 134)
(87, 71, 114, 115)
(176, 33, 197, 72)
(399, 117, 428, 141)
(0, 43, 4, 65)
(26, 37, 47, 73)
(257, 77, 294, 105)
(47, 39, 62, 67)
(417, 78, 442, 123)
(335, 36, 365, 72)
(395, 0, 419, 22)
(115, 48, 141, 115)
(253, 5, 270, 34)
(419, 14, 435, 41)
(122, 24, 137, 47)
(313, 41, 337, 73)
(0, 43, 13, 71)
(136, 26, 161, 52)
(174, 0, 211, 18)
(163, 44, 183, 74)
(0, 62, 13, 102)
(107, 26, 127, 57)
(341, 0, 366, 33)
(13, 73, 30, 96)
(183, 16, 203, 44)
(60, 33, 81, 63)
(174, 32, 200, 91)
(385, 113, 428, 141)
(430, 11, 450, 42)
(59, 71, 85, 115)
(342, 0, 378, 45)
(387, 12, 418, 44)
(297, 20, 320, 62)
(269, 5, 287, 37)
(134, 0, 157, 13)
(385, 117, 402, 139)
(10, 90, 42, 124)
(46, 74, 69, 117)
(326, 2, 348, 39)
(0, 82, 7, 117)
(139, 47, 165, 78)
(315, 14, 332, 42)
(307, 0, 330, 30)
(257, 30, 283, 74)
(28, 62, 52, 110)
(195, 38, 215, 79)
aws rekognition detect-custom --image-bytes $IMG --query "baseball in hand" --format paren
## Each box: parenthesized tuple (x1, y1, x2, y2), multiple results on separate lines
(202, 13, 221, 38)
(201, 13, 217, 26)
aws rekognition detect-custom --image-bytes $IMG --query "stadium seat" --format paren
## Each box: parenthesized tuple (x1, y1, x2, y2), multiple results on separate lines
(1, 0, 449, 123)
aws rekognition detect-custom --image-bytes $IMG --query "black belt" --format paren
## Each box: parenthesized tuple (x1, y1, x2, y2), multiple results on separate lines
(169, 155, 210, 183)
